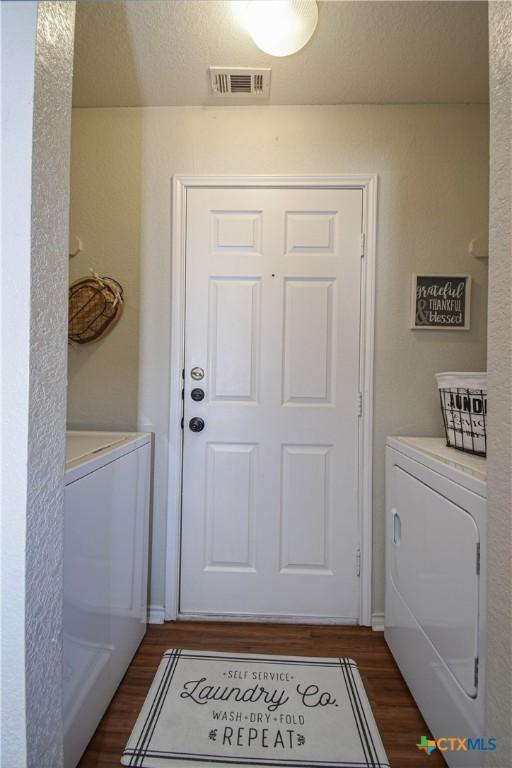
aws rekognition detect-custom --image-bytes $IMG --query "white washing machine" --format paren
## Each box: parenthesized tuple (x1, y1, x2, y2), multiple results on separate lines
(63, 431, 151, 768)
(385, 437, 487, 768)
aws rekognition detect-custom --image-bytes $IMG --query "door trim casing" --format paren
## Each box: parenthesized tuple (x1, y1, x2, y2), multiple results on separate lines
(166, 174, 378, 625)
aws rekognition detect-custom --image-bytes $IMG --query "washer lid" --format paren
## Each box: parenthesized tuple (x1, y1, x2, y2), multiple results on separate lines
(65, 431, 134, 466)
(65, 431, 151, 484)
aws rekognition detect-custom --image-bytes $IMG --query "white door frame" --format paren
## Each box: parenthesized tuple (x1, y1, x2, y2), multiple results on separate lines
(165, 175, 378, 626)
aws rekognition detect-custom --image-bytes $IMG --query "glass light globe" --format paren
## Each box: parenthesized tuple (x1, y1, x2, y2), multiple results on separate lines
(245, 0, 319, 57)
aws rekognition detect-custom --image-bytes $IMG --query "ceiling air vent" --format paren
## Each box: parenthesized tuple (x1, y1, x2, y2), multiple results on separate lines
(209, 67, 271, 98)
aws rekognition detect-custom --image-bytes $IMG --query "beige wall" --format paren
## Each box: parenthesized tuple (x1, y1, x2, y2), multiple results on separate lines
(68, 115, 141, 429)
(69, 104, 489, 615)
(486, 2, 512, 763)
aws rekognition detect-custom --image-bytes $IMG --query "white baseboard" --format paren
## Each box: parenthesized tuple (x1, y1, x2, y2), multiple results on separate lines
(148, 605, 165, 624)
(371, 612, 385, 632)
(149, 604, 384, 629)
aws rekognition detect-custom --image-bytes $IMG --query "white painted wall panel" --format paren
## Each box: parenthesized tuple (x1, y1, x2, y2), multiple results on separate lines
(285, 212, 336, 253)
(280, 445, 331, 573)
(213, 212, 262, 251)
(205, 443, 256, 571)
(209, 279, 260, 402)
(283, 279, 334, 404)
(1, 6, 38, 764)
(485, 4, 512, 764)
(27, 5, 76, 763)
(1, 3, 75, 766)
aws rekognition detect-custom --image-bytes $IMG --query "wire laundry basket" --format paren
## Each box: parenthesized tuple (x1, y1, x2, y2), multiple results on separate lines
(436, 373, 487, 456)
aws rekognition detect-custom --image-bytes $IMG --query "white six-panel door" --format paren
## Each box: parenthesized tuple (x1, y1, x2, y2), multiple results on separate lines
(180, 187, 363, 619)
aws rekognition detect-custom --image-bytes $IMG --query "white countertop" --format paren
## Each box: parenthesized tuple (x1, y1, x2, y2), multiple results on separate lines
(387, 436, 487, 484)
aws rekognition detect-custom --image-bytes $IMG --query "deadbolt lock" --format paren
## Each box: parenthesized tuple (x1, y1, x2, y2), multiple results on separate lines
(191, 367, 204, 380)
(191, 388, 205, 402)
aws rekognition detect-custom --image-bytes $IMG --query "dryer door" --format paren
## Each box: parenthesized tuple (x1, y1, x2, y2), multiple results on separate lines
(390, 465, 479, 697)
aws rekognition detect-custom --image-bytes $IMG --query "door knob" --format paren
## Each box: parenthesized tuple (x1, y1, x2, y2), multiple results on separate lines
(191, 388, 205, 402)
(191, 367, 204, 380)
(189, 417, 205, 432)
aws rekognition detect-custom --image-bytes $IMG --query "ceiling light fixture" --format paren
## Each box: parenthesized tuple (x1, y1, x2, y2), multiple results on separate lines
(243, 0, 318, 58)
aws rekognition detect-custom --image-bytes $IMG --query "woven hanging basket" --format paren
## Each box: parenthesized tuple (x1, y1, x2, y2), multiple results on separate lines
(68, 273, 124, 344)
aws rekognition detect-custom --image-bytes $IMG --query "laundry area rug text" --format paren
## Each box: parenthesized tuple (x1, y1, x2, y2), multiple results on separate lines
(122, 649, 390, 768)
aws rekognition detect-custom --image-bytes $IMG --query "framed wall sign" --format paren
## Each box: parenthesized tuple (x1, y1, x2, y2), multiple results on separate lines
(411, 274, 471, 330)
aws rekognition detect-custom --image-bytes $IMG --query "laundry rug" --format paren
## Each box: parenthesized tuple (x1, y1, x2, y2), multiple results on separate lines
(121, 649, 390, 768)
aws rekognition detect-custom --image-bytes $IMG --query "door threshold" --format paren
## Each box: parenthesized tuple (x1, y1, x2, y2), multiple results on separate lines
(177, 612, 358, 625)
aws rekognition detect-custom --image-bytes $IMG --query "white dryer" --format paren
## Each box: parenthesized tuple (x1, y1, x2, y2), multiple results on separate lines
(385, 437, 487, 768)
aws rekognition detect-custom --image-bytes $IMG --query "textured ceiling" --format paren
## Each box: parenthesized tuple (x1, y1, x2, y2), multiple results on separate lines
(73, 1, 489, 107)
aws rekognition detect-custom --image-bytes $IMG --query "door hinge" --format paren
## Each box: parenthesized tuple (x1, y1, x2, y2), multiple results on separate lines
(476, 542, 480, 575)
(357, 392, 363, 417)
(360, 232, 365, 258)
(474, 656, 479, 689)
(355, 548, 361, 577)
(180, 416, 184, 430)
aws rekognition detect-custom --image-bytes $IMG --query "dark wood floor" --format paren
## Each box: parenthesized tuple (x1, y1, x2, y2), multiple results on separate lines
(78, 621, 446, 767)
